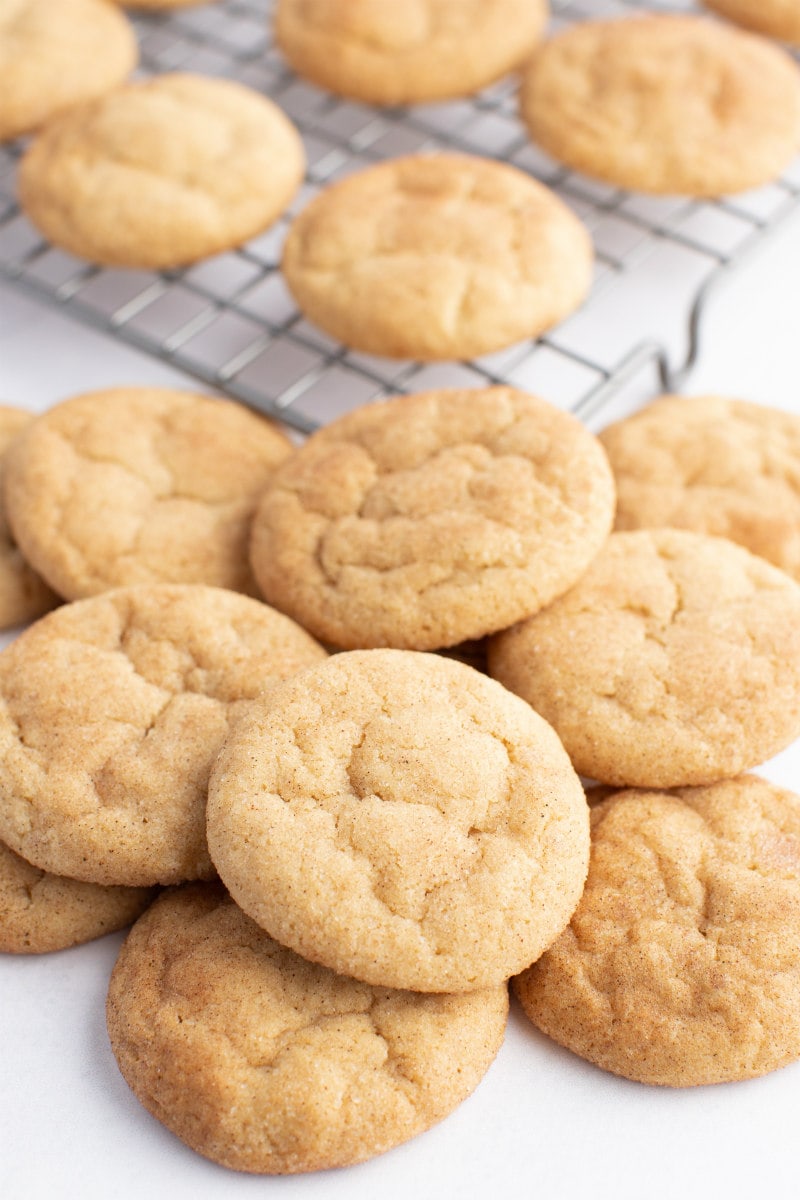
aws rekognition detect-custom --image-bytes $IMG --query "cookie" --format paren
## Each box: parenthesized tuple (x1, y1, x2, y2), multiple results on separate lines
(4, 387, 293, 599)
(250, 388, 615, 650)
(489, 529, 800, 788)
(18, 74, 305, 268)
(515, 777, 800, 1086)
(600, 395, 800, 582)
(0, 585, 326, 887)
(520, 15, 800, 196)
(274, 0, 549, 106)
(107, 883, 509, 1173)
(704, 0, 800, 46)
(0, 0, 137, 143)
(207, 649, 590, 993)
(0, 405, 58, 628)
(281, 154, 593, 360)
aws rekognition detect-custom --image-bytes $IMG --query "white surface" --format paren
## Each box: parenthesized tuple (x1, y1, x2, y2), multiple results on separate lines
(2, 214, 800, 1200)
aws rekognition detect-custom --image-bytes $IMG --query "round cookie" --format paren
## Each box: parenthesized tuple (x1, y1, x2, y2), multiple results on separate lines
(0, 585, 327, 887)
(107, 883, 509, 1173)
(249, 387, 615, 650)
(520, 15, 800, 196)
(515, 777, 800, 1087)
(489, 529, 800, 788)
(0, 839, 155, 954)
(18, 74, 305, 269)
(600, 395, 800, 582)
(4, 387, 293, 599)
(704, 0, 800, 46)
(0, 405, 58, 628)
(281, 154, 593, 360)
(274, 0, 549, 106)
(0, 0, 137, 143)
(207, 649, 590, 993)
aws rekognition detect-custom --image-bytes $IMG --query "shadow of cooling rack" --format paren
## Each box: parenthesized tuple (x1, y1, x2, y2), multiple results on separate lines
(0, 0, 798, 433)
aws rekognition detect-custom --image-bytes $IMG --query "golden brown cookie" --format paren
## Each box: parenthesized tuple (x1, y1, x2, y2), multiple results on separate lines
(250, 388, 615, 650)
(0, 585, 326, 887)
(18, 74, 305, 268)
(274, 0, 549, 105)
(0, 406, 58, 628)
(704, 0, 800, 46)
(0, 839, 155, 954)
(600, 395, 800, 582)
(489, 529, 800, 788)
(4, 388, 293, 599)
(515, 777, 800, 1086)
(281, 154, 593, 360)
(0, 0, 137, 142)
(207, 649, 590, 993)
(107, 883, 509, 1173)
(520, 15, 800, 196)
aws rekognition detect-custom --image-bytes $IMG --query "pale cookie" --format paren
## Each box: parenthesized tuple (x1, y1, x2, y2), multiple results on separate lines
(0, 585, 326, 887)
(515, 777, 800, 1086)
(107, 884, 509, 1173)
(0, 839, 155, 954)
(0, 406, 58, 628)
(274, 0, 549, 106)
(250, 388, 615, 650)
(489, 530, 800, 788)
(4, 387, 293, 599)
(520, 15, 800, 196)
(600, 395, 800, 582)
(704, 0, 800, 46)
(18, 74, 305, 268)
(0, 0, 137, 142)
(281, 154, 593, 360)
(207, 649, 590, 993)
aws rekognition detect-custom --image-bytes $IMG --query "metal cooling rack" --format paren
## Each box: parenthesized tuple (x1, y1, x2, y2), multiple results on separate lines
(0, 0, 799, 433)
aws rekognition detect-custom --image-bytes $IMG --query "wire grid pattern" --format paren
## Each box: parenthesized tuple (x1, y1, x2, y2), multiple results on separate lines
(0, 0, 799, 432)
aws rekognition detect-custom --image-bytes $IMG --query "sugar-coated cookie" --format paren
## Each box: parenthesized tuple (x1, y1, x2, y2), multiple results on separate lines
(0, 405, 58, 628)
(520, 15, 800, 196)
(0, 586, 326, 887)
(281, 154, 593, 360)
(704, 0, 800, 46)
(275, 0, 549, 105)
(207, 649, 590, 993)
(250, 388, 615, 650)
(489, 530, 800, 788)
(0, 0, 137, 142)
(515, 777, 800, 1086)
(600, 395, 800, 582)
(107, 884, 509, 1173)
(4, 388, 293, 599)
(19, 74, 305, 268)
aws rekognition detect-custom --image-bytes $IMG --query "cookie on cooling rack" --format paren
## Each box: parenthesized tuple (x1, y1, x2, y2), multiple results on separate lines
(281, 154, 593, 360)
(249, 387, 615, 650)
(0, 405, 57, 629)
(274, 0, 549, 105)
(0, 0, 137, 142)
(107, 883, 509, 1173)
(0, 585, 326, 887)
(520, 14, 800, 196)
(489, 529, 800, 788)
(703, 0, 800, 46)
(18, 74, 305, 268)
(515, 776, 800, 1086)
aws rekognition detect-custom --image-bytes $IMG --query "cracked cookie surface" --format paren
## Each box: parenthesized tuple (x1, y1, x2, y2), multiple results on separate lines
(0, 0, 137, 142)
(489, 529, 800, 787)
(0, 405, 58, 627)
(281, 154, 593, 359)
(520, 15, 800, 195)
(250, 388, 615, 650)
(274, 0, 548, 105)
(207, 649, 590, 992)
(704, 0, 800, 46)
(515, 777, 800, 1086)
(107, 883, 509, 1173)
(18, 73, 305, 268)
(0, 585, 326, 886)
(4, 387, 293, 599)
